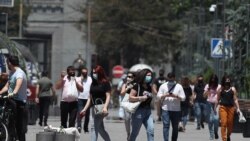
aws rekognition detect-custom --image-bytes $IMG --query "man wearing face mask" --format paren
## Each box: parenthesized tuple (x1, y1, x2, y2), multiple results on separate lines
(193, 75, 207, 130)
(152, 69, 167, 122)
(55, 66, 83, 128)
(157, 72, 185, 141)
(76, 66, 92, 133)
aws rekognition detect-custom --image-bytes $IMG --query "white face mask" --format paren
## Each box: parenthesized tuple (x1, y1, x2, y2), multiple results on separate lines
(93, 74, 98, 80)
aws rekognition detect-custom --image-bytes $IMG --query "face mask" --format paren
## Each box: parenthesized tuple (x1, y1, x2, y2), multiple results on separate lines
(225, 82, 231, 87)
(198, 80, 203, 83)
(145, 76, 152, 83)
(82, 73, 87, 78)
(69, 72, 75, 77)
(93, 74, 98, 80)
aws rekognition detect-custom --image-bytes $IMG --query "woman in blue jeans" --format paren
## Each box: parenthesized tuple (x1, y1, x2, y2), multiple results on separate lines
(129, 69, 154, 141)
(80, 65, 111, 141)
(204, 74, 220, 140)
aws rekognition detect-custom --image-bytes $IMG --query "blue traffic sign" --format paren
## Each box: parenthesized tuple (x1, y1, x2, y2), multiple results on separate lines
(211, 38, 224, 58)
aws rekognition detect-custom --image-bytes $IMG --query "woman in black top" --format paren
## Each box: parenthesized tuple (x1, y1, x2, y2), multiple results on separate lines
(216, 75, 240, 141)
(179, 76, 193, 132)
(80, 65, 111, 141)
(129, 69, 154, 141)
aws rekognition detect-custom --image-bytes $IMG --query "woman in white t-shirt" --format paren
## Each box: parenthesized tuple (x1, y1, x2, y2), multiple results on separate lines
(204, 74, 221, 140)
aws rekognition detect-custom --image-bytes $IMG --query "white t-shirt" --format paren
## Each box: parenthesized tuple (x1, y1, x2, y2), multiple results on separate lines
(157, 82, 186, 111)
(204, 84, 221, 103)
(78, 76, 92, 99)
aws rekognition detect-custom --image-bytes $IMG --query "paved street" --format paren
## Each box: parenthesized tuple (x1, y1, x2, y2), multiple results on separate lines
(28, 108, 249, 141)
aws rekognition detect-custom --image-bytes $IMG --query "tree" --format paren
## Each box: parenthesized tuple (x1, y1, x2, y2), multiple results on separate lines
(0, 0, 30, 37)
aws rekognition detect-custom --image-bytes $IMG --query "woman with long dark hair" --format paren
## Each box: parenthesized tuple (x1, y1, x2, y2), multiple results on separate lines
(80, 65, 111, 141)
(120, 71, 136, 140)
(204, 74, 220, 140)
(129, 69, 154, 141)
(216, 75, 240, 141)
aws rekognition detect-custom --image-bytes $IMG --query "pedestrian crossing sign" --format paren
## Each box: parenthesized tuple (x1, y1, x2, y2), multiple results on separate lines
(211, 38, 223, 58)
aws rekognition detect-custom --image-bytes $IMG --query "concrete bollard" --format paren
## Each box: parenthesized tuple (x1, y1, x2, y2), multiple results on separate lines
(55, 133, 75, 141)
(36, 132, 55, 141)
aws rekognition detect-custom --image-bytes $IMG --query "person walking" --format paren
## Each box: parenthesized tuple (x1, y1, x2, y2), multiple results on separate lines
(35, 71, 56, 126)
(120, 71, 136, 140)
(179, 76, 193, 132)
(157, 72, 185, 141)
(76, 66, 92, 133)
(0, 55, 28, 141)
(128, 68, 154, 141)
(80, 65, 111, 141)
(117, 74, 127, 120)
(216, 75, 241, 141)
(204, 74, 220, 140)
(55, 66, 83, 128)
(152, 69, 167, 122)
(193, 75, 207, 130)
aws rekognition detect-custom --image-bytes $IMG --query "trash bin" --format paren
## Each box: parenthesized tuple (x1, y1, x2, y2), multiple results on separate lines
(55, 133, 75, 141)
(243, 111, 250, 138)
(36, 132, 55, 141)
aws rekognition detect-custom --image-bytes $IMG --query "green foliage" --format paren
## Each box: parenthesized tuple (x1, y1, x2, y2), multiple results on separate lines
(0, 0, 31, 37)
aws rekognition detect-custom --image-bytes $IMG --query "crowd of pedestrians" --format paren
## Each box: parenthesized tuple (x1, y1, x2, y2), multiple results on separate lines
(0, 60, 244, 141)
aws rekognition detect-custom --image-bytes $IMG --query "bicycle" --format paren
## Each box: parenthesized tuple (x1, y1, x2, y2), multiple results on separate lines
(0, 95, 17, 141)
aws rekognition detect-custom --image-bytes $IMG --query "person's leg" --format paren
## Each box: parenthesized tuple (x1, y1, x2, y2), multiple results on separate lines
(96, 115, 111, 141)
(83, 99, 91, 132)
(194, 102, 201, 129)
(142, 108, 154, 141)
(118, 95, 125, 119)
(170, 111, 180, 141)
(38, 97, 45, 126)
(207, 103, 214, 140)
(68, 101, 78, 127)
(182, 107, 189, 129)
(91, 113, 98, 141)
(219, 106, 228, 141)
(227, 107, 235, 139)
(60, 101, 68, 128)
(124, 110, 131, 139)
(77, 99, 84, 130)
(43, 97, 51, 126)
(15, 102, 26, 141)
(129, 108, 144, 141)
(161, 110, 170, 141)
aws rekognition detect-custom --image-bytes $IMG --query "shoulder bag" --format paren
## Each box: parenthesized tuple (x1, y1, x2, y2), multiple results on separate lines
(92, 98, 108, 117)
(121, 85, 141, 113)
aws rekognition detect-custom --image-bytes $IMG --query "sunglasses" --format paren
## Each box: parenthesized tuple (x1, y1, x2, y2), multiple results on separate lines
(127, 76, 133, 78)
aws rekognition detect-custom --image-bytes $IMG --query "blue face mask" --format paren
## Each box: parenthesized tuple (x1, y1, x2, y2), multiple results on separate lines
(145, 76, 152, 83)
(93, 74, 98, 80)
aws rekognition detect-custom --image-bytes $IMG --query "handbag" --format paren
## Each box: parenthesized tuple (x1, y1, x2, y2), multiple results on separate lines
(66, 79, 78, 99)
(121, 85, 141, 113)
(92, 98, 108, 116)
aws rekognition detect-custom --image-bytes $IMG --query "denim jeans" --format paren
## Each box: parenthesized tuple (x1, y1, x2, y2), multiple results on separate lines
(91, 109, 111, 141)
(162, 110, 181, 141)
(77, 99, 90, 132)
(194, 102, 208, 128)
(180, 106, 189, 128)
(206, 102, 219, 139)
(124, 109, 131, 139)
(129, 107, 154, 141)
(119, 95, 125, 118)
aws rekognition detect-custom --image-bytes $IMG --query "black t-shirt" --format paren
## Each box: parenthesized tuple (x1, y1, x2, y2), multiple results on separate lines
(90, 81, 111, 105)
(153, 76, 167, 91)
(132, 83, 152, 108)
(181, 87, 193, 107)
(194, 83, 206, 103)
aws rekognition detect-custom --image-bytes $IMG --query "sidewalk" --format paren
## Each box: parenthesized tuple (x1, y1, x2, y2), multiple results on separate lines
(27, 108, 250, 141)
